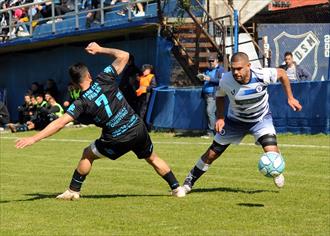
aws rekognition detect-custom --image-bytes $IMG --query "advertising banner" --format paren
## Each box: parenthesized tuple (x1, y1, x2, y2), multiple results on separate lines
(258, 24, 329, 80)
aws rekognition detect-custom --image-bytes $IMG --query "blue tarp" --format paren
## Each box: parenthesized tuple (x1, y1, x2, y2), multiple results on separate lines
(148, 81, 330, 134)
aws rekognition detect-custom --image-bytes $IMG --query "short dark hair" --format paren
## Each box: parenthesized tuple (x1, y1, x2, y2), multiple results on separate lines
(231, 52, 249, 63)
(142, 64, 153, 72)
(68, 62, 89, 85)
(284, 51, 293, 57)
(217, 54, 224, 62)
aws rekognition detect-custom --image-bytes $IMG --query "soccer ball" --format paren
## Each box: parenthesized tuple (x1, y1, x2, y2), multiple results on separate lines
(258, 152, 285, 177)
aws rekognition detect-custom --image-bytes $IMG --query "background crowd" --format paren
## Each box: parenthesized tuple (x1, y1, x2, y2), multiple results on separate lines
(0, 57, 156, 132)
(0, 0, 149, 41)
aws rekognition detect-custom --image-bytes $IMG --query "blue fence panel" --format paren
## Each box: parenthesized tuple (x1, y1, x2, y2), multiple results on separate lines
(150, 81, 330, 134)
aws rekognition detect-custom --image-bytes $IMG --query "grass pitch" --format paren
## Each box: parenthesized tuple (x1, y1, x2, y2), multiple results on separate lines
(0, 127, 329, 236)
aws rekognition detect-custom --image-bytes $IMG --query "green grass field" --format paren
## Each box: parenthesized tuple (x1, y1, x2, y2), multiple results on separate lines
(1, 127, 329, 236)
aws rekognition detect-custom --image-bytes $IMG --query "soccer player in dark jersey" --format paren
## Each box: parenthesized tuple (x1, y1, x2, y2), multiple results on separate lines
(15, 42, 186, 199)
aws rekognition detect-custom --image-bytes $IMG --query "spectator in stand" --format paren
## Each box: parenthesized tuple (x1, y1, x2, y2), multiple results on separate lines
(54, 0, 75, 16)
(114, 0, 144, 17)
(0, 101, 10, 130)
(14, 9, 31, 37)
(136, 64, 156, 124)
(0, 0, 11, 40)
(45, 78, 60, 101)
(36, 0, 63, 24)
(26, 0, 47, 26)
(279, 51, 312, 82)
(134, 1, 145, 17)
(119, 54, 140, 112)
(198, 54, 225, 139)
(85, 0, 110, 28)
(17, 94, 35, 124)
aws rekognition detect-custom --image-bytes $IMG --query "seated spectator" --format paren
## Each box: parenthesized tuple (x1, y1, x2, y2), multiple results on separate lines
(33, 0, 64, 24)
(27, 81, 44, 97)
(134, 1, 145, 17)
(0, 1, 10, 40)
(0, 101, 10, 130)
(45, 78, 60, 101)
(34, 93, 47, 107)
(136, 64, 156, 123)
(8, 92, 63, 133)
(85, 0, 110, 28)
(54, 0, 75, 16)
(44, 91, 64, 118)
(119, 54, 140, 112)
(115, 0, 144, 17)
(17, 93, 35, 124)
(279, 51, 312, 81)
(63, 82, 81, 109)
(25, 0, 47, 27)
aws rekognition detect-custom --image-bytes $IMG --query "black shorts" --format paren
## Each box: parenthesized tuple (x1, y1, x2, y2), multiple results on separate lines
(92, 122, 153, 160)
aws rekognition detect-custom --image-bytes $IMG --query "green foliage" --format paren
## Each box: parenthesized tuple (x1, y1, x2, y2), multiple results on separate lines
(1, 129, 329, 235)
(164, 0, 198, 25)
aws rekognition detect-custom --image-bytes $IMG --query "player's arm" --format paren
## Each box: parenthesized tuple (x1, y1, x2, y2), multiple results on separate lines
(276, 68, 302, 112)
(85, 42, 129, 74)
(15, 113, 74, 149)
(215, 96, 225, 132)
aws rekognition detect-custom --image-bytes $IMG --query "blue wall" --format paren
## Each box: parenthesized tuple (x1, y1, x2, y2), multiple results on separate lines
(148, 81, 330, 134)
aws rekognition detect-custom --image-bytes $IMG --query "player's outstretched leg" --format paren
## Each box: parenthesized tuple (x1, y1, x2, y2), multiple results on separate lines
(145, 153, 185, 197)
(183, 143, 229, 194)
(57, 146, 99, 200)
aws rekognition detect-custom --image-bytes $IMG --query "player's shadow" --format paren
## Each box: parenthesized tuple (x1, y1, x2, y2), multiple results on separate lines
(237, 203, 265, 207)
(174, 131, 206, 137)
(191, 187, 278, 194)
(0, 192, 167, 203)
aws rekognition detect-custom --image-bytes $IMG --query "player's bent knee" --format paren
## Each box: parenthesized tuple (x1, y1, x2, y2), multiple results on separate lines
(82, 146, 99, 161)
(202, 142, 229, 164)
(258, 134, 277, 148)
(210, 141, 229, 156)
(145, 152, 158, 163)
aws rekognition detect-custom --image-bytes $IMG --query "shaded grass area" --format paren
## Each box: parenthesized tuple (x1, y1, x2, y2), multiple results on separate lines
(0, 128, 329, 235)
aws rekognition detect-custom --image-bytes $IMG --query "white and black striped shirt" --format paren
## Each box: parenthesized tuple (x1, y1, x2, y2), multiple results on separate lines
(216, 68, 278, 123)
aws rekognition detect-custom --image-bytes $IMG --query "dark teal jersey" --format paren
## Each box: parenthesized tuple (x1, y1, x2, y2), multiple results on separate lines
(66, 65, 141, 140)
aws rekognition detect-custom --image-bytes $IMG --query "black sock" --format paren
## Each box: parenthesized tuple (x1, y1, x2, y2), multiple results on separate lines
(162, 171, 180, 190)
(69, 169, 87, 192)
(16, 124, 28, 132)
(189, 166, 206, 186)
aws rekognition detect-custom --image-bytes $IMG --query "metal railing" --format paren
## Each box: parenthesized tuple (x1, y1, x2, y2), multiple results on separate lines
(0, 0, 152, 41)
(221, 0, 265, 64)
(162, 0, 228, 69)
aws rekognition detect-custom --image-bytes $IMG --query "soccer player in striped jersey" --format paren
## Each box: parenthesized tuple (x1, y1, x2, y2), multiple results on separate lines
(183, 52, 302, 192)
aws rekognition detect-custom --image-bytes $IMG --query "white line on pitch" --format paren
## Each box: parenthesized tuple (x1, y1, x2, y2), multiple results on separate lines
(1, 136, 329, 149)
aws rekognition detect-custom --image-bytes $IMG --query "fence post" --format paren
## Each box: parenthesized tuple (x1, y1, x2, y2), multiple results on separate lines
(233, 9, 239, 53)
